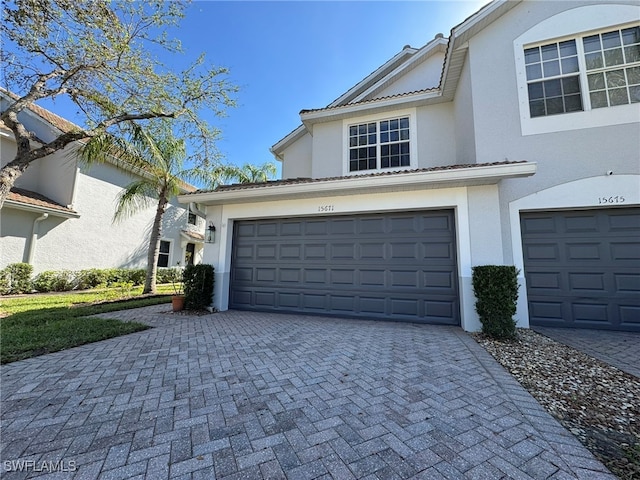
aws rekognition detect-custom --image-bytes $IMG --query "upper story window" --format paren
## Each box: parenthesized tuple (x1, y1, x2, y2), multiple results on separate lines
(349, 116, 410, 172)
(524, 25, 640, 118)
(188, 211, 197, 225)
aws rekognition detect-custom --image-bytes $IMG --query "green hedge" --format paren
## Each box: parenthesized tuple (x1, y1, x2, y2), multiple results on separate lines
(183, 264, 214, 310)
(472, 265, 519, 339)
(0, 263, 34, 294)
(0, 265, 179, 294)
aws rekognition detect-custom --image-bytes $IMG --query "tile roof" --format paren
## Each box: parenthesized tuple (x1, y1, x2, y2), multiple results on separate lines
(0, 88, 81, 134)
(181, 229, 204, 241)
(188, 161, 528, 195)
(299, 87, 440, 115)
(7, 188, 78, 214)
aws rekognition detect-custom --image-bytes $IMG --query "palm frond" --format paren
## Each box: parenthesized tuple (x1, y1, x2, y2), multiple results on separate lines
(113, 180, 156, 222)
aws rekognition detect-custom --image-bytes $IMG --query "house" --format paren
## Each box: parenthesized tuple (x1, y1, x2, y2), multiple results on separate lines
(1, 90, 206, 274)
(179, 0, 640, 332)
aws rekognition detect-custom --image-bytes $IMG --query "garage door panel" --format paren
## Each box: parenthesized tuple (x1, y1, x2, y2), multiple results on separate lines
(280, 269, 301, 283)
(524, 243, 560, 262)
(572, 303, 609, 322)
(528, 272, 562, 289)
(361, 243, 385, 259)
(423, 242, 455, 260)
(281, 221, 302, 235)
(390, 298, 419, 316)
(611, 242, 640, 260)
(620, 306, 640, 325)
(331, 219, 356, 235)
(305, 221, 328, 235)
(565, 243, 601, 261)
(568, 272, 605, 292)
(230, 211, 459, 324)
(255, 291, 276, 307)
(615, 274, 640, 292)
(522, 208, 640, 331)
(256, 268, 276, 282)
(304, 244, 327, 259)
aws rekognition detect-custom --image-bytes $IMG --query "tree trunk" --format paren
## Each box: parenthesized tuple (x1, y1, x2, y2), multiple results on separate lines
(0, 161, 29, 209)
(143, 195, 168, 294)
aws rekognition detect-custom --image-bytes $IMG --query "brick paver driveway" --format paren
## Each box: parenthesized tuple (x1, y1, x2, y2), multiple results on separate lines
(1, 306, 613, 479)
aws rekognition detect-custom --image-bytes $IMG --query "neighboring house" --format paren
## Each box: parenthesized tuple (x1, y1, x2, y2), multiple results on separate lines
(1, 91, 206, 274)
(180, 0, 640, 332)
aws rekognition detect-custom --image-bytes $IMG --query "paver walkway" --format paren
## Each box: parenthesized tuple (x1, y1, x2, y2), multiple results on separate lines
(534, 327, 640, 378)
(1, 307, 614, 479)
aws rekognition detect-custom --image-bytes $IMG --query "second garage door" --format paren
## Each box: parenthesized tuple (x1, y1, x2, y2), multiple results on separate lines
(521, 207, 640, 331)
(229, 210, 460, 325)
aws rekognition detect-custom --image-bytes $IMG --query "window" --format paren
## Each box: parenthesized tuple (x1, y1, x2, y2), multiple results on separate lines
(188, 211, 197, 225)
(583, 27, 640, 108)
(349, 116, 410, 172)
(524, 25, 640, 118)
(158, 240, 170, 268)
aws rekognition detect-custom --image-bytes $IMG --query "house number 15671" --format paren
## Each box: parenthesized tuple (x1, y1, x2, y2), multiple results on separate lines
(318, 205, 335, 212)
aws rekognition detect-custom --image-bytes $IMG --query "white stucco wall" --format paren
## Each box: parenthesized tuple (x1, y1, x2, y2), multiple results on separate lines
(2, 160, 193, 273)
(281, 132, 313, 179)
(452, 58, 477, 164)
(415, 103, 456, 167)
(374, 52, 447, 98)
(465, 0, 640, 261)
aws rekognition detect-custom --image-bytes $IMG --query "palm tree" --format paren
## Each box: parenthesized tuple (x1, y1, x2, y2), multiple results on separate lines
(225, 162, 277, 184)
(82, 122, 278, 294)
(81, 122, 223, 294)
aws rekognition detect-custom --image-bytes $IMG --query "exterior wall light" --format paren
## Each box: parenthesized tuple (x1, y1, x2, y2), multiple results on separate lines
(206, 223, 216, 243)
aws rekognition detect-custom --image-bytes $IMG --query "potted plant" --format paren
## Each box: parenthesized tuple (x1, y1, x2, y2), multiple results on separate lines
(169, 266, 185, 312)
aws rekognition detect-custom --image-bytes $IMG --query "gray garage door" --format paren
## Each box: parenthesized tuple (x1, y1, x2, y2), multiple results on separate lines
(521, 208, 640, 331)
(229, 210, 460, 325)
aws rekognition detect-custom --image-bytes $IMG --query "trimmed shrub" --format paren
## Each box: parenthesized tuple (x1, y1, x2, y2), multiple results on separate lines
(0, 263, 33, 294)
(76, 268, 109, 290)
(472, 265, 519, 339)
(183, 264, 214, 310)
(32, 270, 75, 292)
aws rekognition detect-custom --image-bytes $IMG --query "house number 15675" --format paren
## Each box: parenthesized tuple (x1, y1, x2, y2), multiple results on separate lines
(598, 196, 625, 204)
(318, 205, 335, 212)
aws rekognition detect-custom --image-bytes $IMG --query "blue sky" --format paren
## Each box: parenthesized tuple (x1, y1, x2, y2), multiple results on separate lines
(41, 1, 490, 178)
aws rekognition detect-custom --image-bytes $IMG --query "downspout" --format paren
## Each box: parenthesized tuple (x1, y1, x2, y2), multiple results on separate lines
(27, 213, 48, 264)
(189, 202, 206, 219)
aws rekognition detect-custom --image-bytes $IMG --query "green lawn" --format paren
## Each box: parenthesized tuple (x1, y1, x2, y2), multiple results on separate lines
(0, 286, 173, 364)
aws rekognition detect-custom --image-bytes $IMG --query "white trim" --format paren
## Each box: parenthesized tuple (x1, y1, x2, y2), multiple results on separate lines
(514, 4, 640, 136)
(3, 199, 80, 218)
(508, 174, 640, 328)
(158, 239, 173, 268)
(180, 162, 537, 206)
(341, 108, 418, 177)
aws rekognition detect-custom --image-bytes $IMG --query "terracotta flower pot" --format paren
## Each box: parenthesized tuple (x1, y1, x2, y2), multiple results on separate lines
(172, 295, 185, 312)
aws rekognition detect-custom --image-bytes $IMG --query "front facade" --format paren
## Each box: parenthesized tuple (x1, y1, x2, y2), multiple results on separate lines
(181, 0, 640, 332)
(1, 93, 206, 274)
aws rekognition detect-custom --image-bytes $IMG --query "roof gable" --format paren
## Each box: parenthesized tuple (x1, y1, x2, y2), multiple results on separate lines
(272, 0, 522, 156)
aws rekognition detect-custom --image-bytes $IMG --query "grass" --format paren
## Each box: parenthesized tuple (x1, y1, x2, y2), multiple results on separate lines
(0, 285, 173, 364)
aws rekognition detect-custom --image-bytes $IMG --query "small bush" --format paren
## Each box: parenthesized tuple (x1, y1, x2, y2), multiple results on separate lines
(125, 269, 146, 286)
(183, 264, 214, 310)
(76, 268, 109, 290)
(0, 263, 34, 294)
(472, 265, 519, 339)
